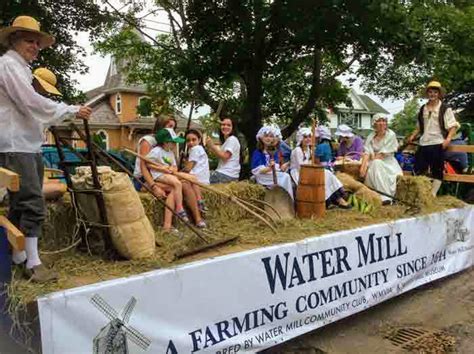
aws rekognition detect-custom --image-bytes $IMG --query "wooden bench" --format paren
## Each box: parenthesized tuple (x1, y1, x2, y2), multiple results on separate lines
(443, 145, 474, 183)
(0, 167, 20, 192)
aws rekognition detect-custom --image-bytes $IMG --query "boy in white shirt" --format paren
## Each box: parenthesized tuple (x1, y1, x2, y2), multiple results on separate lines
(408, 81, 459, 196)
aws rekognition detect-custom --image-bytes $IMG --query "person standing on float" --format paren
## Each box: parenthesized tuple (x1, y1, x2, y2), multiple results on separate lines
(0, 16, 92, 282)
(408, 81, 459, 196)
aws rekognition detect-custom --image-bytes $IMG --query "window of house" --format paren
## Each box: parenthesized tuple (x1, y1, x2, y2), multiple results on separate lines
(115, 93, 122, 114)
(94, 130, 109, 150)
(337, 112, 362, 128)
(137, 96, 152, 117)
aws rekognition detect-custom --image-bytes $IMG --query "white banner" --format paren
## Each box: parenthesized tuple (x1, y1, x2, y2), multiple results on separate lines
(39, 207, 473, 354)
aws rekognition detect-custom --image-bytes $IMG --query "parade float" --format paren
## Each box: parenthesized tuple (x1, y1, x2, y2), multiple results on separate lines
(1, 162, 472, 353)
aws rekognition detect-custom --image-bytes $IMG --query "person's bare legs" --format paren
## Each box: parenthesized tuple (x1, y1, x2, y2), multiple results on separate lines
(191, 184, 203, 201)
(157, 175, 184, 212)
(182, 181, 202, 223)
(163, 192, 175, 230)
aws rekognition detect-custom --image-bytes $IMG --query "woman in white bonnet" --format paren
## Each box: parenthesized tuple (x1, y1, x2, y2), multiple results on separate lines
(290, 127, 351, 209)
(335, 124, 364, 160)
(360, 114, 403, 204)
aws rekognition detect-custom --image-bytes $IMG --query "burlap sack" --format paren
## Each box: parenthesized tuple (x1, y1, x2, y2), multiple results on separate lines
(71, 166, 155, 259)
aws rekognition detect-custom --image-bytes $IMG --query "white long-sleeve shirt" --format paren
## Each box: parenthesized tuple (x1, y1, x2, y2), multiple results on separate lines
(0, 50, 79, 153)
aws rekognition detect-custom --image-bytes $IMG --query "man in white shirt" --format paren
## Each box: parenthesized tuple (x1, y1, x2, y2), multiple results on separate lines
(0, 16, 92, 282)
(408, 81, 459, 196)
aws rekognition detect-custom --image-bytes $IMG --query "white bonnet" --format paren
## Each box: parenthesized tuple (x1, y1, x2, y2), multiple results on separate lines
(373, 113, 388, 122)
(335, 124, 354, 138)
(316, 125, 332, 140)
(296, 127, 312, 145)
(256, 126, 274, 140)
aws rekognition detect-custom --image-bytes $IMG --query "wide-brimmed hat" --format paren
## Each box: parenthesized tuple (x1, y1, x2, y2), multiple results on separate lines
(0, 16, 55, 49)
(425, 80, 446, 97)
(155, 128, 185, 144)
(315, 126, 332, 140)
(33, 68, 61, 95)
(335, 124, 354, 138)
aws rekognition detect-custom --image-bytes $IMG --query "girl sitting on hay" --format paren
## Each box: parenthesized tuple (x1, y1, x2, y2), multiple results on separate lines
(147, 128, 207, 228)
(133, 120, 176, 234)
(181, 129, 210, 214)
(290, 127, 351, 209)
(251, 126, 294, 200)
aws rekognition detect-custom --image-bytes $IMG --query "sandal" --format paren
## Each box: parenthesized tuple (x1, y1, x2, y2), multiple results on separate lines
(198, 200, 208, 215)
(176, 209, 190, 223)
(196, 220, 207, 229)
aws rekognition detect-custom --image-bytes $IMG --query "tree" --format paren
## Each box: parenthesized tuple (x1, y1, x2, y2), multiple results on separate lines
(0, 0, 117, 102)
(361, 1, 474, 118)
(390, 98, 420, 137)
(95, 1, 451, 152)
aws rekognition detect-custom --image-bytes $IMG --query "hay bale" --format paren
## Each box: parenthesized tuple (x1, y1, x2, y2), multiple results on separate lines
(41, 200, 77, 251)
(336, 172, 365, 192)
(202, 181, 266, 221)
(396, 175, 435, 208)
(336, 172, 382, 206)
(354, 187, 382, 207)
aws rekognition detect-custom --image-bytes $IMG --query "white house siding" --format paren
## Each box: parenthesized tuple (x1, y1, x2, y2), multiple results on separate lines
(326, 89, 388, 136)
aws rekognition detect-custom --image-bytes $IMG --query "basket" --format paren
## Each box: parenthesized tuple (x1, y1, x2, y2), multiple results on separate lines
(341, 152, 363, 180)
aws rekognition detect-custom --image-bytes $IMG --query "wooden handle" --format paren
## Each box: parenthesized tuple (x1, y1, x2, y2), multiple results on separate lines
(311, 118, 318, 165)
(270, 158, 278, 185)
(125, 149, 279, 233)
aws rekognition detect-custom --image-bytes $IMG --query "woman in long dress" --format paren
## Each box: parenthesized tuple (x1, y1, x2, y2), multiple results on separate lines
(290, 127, 351, 208)
(360, 114, 403, 204)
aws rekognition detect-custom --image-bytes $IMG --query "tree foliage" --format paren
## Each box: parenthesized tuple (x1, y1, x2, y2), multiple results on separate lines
(361, 1, 474, 115)
(390, 98, 420, 137)
(0, 0, 117, 102)
(96, 0, 471, 151)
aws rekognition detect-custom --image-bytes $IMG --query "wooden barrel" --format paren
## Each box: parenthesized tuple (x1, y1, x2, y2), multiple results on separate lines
(296, 165, 326, 218)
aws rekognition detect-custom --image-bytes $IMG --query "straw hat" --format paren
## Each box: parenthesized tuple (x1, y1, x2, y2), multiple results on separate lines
(425, 80, 446, 96)
(0, 16, 55, 49)
(33, 68, 61, 96)
(335, 124, 354, 138)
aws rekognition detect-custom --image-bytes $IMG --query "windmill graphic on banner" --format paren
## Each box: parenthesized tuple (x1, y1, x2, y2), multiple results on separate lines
(90, 294, 151, 354)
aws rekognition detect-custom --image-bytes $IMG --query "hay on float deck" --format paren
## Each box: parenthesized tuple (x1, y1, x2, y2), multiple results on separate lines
(8, 180, 466, 307)
(395, 175, 435, 208)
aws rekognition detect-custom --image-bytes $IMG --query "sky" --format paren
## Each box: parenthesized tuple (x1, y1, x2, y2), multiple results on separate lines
(71, 2, 406, 119)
